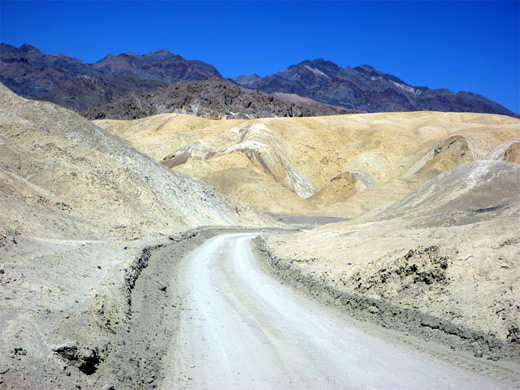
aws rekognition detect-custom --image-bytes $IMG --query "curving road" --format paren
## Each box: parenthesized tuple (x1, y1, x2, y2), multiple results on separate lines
(162, 233, 513, 389)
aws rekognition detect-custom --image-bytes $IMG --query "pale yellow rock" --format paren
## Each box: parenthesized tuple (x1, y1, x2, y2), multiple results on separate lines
(96, 111, 520, 217)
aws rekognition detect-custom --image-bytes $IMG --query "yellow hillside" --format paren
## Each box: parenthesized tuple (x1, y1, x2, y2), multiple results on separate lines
(95, 111, 520, 217)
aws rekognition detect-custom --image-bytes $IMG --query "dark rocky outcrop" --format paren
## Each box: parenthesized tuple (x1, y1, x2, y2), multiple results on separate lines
(82, 77, 362, 120)
(36, 74, 165, 112)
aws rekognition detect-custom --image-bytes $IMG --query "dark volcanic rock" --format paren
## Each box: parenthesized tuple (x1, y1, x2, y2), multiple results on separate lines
(233, 60, 518, 118)
(82, 77, 362, 120)
(36, 75, 165, 112)
(0, 44, 221, 100)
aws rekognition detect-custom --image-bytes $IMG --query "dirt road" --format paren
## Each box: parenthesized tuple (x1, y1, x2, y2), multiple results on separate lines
(160, 233, 514, 389)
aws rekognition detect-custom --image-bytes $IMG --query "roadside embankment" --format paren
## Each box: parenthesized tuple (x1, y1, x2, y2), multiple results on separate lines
(255, 213, 520, 364)
(254, 161, 520, 364)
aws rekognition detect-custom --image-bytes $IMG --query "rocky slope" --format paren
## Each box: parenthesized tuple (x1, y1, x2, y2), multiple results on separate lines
(234, 59, 518, 118)
(0, 82, 236, 241)
(0, 43, 219, 102)
(82, 77, 361, 120)
(95, 111, 520, 216)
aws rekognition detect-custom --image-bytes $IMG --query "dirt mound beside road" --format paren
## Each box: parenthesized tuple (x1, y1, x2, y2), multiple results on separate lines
(376, 160, 520, 224)
(0, 82, 250, 388)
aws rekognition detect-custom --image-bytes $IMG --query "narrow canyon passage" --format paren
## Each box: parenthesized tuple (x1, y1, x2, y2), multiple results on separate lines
(162, 233, 509, 389)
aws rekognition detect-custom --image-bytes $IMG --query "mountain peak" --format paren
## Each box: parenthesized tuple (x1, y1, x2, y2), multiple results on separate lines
(19, 44, 43, 54)
(288, 58, 343, 80)
(0, 43, 43, 56)
(353, 64, 383, 76)
(143, 49, 182, 61)
(297, 58, 336, 67)
(151, 48, 170, 54)
(145, 48, 177, 56)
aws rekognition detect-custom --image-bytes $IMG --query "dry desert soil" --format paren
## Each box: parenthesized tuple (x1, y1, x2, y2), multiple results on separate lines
(1, 82, 520, 389)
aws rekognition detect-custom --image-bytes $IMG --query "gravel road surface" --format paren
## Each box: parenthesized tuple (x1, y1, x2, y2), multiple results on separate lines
(161, 233, 515, 389)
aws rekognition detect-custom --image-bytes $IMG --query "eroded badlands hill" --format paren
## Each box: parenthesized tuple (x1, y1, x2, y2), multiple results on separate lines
(95, 111, 520, 217)
(0, 83, 236, 242)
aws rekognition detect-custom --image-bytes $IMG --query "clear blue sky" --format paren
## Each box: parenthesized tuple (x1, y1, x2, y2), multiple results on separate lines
(1, 1, 519, 113)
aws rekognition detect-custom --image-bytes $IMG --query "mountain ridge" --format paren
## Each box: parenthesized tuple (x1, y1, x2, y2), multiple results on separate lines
(0, 43, 220, 99)
(233, 58, 518, 118)
(1, 43, 517, 118)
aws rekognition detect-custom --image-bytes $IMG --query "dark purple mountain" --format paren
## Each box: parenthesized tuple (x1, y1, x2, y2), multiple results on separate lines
(0, 44, 221, 101)
(91, 49, 221, 83)
(0, 43, 98, 98)
(2, 44, 516, 118)
(233, 59, 518, 118)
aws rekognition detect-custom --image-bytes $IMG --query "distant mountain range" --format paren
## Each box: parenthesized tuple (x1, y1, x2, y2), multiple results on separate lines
(1, 43, 517, 118)
(233, 59, 518, 117)
(0, 43, 218, 109)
